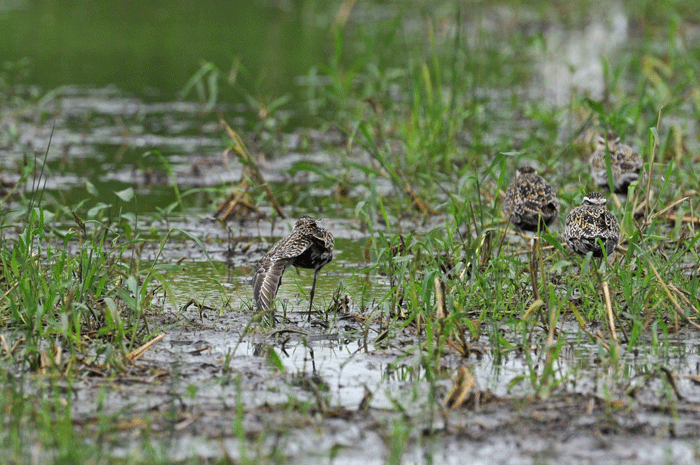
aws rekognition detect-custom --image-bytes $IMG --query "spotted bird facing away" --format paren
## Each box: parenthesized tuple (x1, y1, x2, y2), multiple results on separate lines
(589, 131, 643, 193)
(252, 216, 334, 320)
(564, 192, 620, 258)
(503, 166, 560, 231)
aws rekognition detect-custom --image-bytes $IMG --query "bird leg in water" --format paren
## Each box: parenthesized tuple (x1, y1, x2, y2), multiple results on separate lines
(308, 269, 319, 320)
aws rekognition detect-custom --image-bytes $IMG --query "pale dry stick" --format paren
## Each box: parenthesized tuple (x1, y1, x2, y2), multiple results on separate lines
(541, 302, 559, 389)
(546, 306, 557, 347)
(127, 332, 166, 363)
(648, 261, 700, 330)
(215, 177, 249, 219)
(117, 418, 148, 431)
(435, 275, 447, 320)
(174, 415, 200, 432)
(501, 244, 556, 260)
(602, 281, 618, 344)
(530, 238, 553, 329)
(446, 333, 471, 358)
(664, 212, 700, 225)
(594, 331, 611, 351)
(610, 191, 623, 210)
(54, 345, 62, 367)
(8, 337, 24, 357)
(39, 351, 51, 374)
(679, 373, 700, 385)
(0, 335, 10, 358)
(478, 230, 494, 269)
(493, 206, 510, 260)
(443, 366, 477, 409)
(668, 283, 700, 316)
(2, 282, 19, 301)
(689, 195, 697, 237)
(334, 0, 358, 29)
(643, 195, 692, 225)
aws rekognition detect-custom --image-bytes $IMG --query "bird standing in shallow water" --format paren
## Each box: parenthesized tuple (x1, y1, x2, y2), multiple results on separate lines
(589, 131, 643, 193)
(564, 192, 619, 257)
(503, 166, 560, 231)
(252, 216, 334, 321)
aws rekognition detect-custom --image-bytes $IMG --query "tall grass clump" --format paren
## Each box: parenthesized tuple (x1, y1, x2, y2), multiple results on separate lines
(0, 157, 194, 461)
(0, 204, 166, 371)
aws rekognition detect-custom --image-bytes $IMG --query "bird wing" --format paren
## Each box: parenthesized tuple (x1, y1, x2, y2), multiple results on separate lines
(252, 258, 289, 311)
(273, 235, 313, 261)
(318, 231, 334, 252)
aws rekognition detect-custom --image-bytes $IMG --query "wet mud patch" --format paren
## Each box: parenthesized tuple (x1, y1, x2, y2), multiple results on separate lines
(47, 301, 700, 465)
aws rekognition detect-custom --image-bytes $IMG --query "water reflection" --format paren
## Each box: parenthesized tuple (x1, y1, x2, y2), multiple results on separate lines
(234, 338, 396, 409)
(230, 329, 700, 409)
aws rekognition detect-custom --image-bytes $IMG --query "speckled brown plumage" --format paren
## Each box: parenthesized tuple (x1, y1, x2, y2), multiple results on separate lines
(589, 132, 643, 193)
(252, 215, 334, 319)
(503, 166, 560, 231)
(564, 192, 620, 257)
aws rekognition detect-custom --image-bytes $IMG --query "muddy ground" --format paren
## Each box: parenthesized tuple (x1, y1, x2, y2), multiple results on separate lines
(53, 299, 700, 465)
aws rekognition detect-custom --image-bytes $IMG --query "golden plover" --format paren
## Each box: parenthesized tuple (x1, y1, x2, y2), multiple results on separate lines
(503, 166, 560, 231)
(564, 192, 620, 257)
(589, 132, 643, 193)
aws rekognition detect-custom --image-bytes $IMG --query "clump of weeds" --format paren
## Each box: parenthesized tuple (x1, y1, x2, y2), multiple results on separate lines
(0, 149, 214, 463)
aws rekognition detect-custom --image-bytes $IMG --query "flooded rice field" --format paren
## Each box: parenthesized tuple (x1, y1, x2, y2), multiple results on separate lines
(3, 1, 700, 464)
